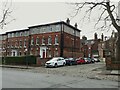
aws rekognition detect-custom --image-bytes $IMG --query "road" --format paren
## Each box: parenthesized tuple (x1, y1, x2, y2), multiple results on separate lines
(1, 68, 118, 88)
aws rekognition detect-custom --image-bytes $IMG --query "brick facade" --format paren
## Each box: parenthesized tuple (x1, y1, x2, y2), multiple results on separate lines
(1, 20, 81, 59)
(80, 33, 101, 58)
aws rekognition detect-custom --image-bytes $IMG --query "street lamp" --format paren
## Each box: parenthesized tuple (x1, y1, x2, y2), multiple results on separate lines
(25, 48, 28, 69)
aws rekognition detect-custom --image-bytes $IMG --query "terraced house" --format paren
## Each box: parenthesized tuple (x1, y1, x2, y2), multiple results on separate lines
(1, 19, 81, 59)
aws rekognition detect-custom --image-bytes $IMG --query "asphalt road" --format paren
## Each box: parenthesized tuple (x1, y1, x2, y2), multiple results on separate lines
(1, 68, 118, 88)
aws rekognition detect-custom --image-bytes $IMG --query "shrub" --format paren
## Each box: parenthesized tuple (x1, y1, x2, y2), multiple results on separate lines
(5, 55, 36, 65)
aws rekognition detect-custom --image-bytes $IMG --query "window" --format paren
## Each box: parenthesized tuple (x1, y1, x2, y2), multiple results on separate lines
(24, 31, 26, 36)
(19, 40, 22, 47)
(56, 25, 60, 31)
(31, 37, 34, 45)
(17, 32, 20, 37)
(42, 37, 45, 45)
(12, 33, 14, 37)
(49, 27, 52, 32)
(24, 39, 27, 47)
(48, 50, 52, 58)
(73, 30, 75, 35)
(20, 32, 23, 36)
(8, 34, 10, 38)
(42, 28, 46, 33)
(55, 35, 59, 45)
(48, 36, 52, 45)
(54, 50, 58, 57)
(36, 37, 40, 45)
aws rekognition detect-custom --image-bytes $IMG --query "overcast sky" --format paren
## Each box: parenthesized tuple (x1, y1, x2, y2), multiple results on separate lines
(0, 0, 119, 39)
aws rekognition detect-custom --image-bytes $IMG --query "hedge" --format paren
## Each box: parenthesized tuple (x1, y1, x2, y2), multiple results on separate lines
(4, 55, 36, 65)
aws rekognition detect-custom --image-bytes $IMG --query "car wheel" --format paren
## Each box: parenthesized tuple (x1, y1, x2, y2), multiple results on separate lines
(54, 63, 58, 68)
(63, 62, 66, 66)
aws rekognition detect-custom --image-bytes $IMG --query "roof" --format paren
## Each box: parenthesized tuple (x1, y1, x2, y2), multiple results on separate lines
(1, 20, 81, 35)
(28, 21, 81, 32)
(6, 28, 29, 34)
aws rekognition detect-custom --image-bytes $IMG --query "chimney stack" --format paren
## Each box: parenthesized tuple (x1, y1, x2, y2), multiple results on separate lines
(75, 23, 77, 28)
(66, 18, 70, 24)
(101, 33, 104, 41)
(94, 33, 98, 40)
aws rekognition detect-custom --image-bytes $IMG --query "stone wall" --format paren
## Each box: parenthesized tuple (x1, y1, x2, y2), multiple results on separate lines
(106, 57, 120, 70)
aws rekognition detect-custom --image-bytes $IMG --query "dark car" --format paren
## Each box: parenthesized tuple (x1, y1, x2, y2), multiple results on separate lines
(86, 58, 92, 63)
(65, 58, 77, 66)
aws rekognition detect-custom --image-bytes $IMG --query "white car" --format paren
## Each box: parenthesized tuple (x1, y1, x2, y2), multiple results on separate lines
(93, 58, 100, 62)
(45, 57, 66, 68)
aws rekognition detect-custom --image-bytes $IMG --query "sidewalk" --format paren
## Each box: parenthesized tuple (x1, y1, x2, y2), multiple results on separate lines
(0, 64, 34, 69)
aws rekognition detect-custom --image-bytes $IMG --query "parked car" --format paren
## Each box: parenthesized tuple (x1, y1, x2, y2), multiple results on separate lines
(93, 58, 100, 62)
(84, 58, 89, 64)
(76, 58, 85, 64)
(91, 58, 95, 63)
(45, 57, 66, 68)
(86, 58, 93, 63)
(65, 58, 77, 66)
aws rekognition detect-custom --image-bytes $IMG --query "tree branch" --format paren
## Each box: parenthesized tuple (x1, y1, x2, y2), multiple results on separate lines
(0, 0, 14, 29)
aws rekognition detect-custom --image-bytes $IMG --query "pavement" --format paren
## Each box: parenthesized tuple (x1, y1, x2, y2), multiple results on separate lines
(0, 64, 34, 69)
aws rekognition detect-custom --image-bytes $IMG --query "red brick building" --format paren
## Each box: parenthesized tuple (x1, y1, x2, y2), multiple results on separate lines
(1, 19, 81, 59)
(28, 19, 81, 58)
(0, 34, 7, 57)
(81, 33, 101, 58)
(6, 29, 30, 57)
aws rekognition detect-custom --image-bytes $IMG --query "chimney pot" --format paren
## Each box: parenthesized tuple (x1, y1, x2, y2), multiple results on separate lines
(75, 23, 77, 28)
(66, 18, 70, 24)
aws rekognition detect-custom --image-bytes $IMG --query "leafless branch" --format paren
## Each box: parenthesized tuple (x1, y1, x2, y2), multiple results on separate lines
(94, 8, 107, 28)
(0, 0, 14, 29)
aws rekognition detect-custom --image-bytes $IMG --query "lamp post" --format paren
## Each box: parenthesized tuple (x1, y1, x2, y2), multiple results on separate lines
(25, 48, 28, 69)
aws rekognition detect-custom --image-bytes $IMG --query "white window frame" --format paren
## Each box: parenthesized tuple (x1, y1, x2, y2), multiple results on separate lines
(36, 37, 39, 45)
(42, 37, 45, 45)
(48, 36, 52, 45)
(55, 35, 59, 45)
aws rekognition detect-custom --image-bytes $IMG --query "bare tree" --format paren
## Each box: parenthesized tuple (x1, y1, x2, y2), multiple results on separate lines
(72, 0, 120, 62)
(0, 0, 15, 29)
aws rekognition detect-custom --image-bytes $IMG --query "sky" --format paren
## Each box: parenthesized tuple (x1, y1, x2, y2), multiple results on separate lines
(0, 0, 119, 39)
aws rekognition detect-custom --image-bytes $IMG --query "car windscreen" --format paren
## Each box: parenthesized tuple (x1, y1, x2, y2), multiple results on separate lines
(49, 58, 58, 61)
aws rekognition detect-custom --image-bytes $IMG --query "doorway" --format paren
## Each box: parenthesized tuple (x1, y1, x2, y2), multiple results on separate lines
(40, 46, 47, 58)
